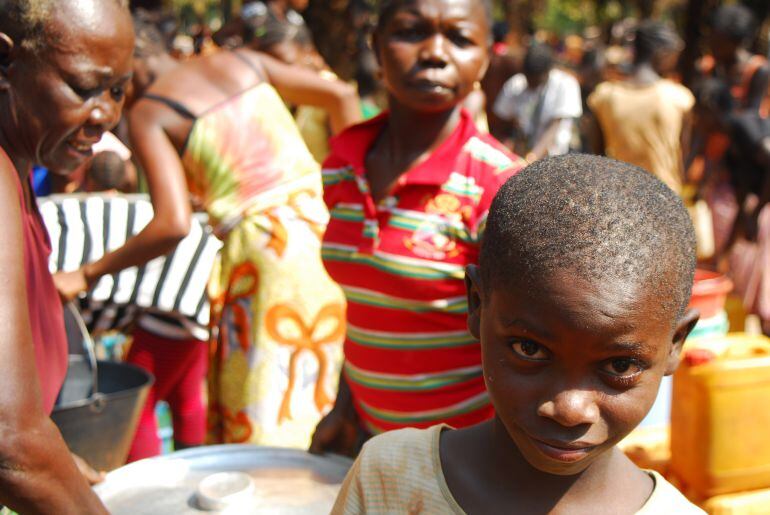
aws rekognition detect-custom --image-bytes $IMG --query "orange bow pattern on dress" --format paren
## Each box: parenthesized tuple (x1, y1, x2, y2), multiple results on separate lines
(288, 189, 326, 240)
(265, 303, 345, 424)
(210, 262, 260, 354)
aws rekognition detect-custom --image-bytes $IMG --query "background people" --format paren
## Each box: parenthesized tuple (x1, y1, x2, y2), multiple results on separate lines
(493, 43, 582, 162)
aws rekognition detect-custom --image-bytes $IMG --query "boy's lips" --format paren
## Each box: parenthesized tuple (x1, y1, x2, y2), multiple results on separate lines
(529, 436, 599, 463)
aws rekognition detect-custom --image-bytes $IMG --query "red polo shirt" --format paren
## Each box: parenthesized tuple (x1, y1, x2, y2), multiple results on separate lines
(322, 110, 524, 434)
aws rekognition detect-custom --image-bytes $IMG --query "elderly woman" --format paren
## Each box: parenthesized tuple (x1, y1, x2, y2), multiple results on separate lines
(0, 0, 132, 512)
(55, 10, 360, 449)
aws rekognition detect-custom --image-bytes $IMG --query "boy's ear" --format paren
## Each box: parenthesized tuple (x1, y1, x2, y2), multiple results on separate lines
(0, 33, 14, 90)
(465, 264, 483, 340)
(664, 308, 700, 375)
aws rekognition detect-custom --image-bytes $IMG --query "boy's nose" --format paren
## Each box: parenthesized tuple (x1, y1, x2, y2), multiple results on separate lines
(537, 389, 601, 427)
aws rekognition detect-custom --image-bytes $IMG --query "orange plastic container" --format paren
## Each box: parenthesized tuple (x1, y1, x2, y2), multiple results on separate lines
(689, 270, 733, 319)
(670, 334, 770, 499)
(702, 487, 770, 514)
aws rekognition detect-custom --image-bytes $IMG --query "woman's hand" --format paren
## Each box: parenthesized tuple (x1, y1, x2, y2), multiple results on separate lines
(309, 405, 363, 458)
(53, 268, 90, 302)
(309, 373, 365, 457)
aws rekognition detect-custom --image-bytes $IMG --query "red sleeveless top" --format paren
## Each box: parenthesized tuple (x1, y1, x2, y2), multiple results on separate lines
(3, 150, 68, 413)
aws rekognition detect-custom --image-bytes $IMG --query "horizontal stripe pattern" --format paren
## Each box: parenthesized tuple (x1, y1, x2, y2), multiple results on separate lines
(322, 244, 466, 281)
(342, 285, 467, 314)
(322, 110, 522, 432)
(357, 390, 490, 425)
(346, 324, 477, 349)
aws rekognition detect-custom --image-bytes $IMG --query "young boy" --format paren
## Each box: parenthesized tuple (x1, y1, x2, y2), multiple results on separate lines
(332, 154, 704, 513)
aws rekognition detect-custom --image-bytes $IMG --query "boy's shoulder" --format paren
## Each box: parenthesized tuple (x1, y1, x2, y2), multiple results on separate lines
(356, 425, 440, 473)
(332, 425, 465, 514)
(637, 471, 705, 514)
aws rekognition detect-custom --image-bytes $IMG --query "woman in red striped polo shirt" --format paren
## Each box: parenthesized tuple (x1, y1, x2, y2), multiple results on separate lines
(311, 0, 524, 456)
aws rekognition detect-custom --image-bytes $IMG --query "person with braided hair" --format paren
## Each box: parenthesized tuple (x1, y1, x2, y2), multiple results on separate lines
(0, 0, 133, 512)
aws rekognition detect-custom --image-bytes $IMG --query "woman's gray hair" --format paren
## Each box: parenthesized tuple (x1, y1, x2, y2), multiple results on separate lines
(0, 0, 129, 53)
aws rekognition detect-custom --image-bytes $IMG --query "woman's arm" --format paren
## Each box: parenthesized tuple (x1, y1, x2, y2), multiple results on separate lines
(0, 165, 106, 514)
(54, 102, 192, 300)
(257, 53, 361, 134)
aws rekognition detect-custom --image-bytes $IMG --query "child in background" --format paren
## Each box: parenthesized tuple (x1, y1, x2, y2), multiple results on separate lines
(333, 154, 703, 513)
(312, 0, 523, 455)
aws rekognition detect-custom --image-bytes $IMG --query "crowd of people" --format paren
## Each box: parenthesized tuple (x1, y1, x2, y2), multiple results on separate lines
(0, 0, 768, 513)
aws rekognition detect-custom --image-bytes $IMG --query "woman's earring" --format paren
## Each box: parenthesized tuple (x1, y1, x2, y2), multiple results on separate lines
(473, 80, 481, 90)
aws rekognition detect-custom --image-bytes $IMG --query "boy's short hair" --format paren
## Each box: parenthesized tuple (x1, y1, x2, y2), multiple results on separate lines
(479, 154, 696, 323)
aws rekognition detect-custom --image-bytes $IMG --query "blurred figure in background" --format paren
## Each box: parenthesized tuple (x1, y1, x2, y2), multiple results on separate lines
(484, 21, 521, 145)
(699, 3, 769, 116)
(493, 43, 582, 162)
(214, 0, 308, 49)
(588, 21, 693, 195)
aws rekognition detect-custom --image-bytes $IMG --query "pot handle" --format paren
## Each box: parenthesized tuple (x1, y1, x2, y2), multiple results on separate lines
(65, 302, 99, 397)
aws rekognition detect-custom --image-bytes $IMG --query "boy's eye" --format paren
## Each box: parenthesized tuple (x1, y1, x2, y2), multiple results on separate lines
(600, 358, 644, 378)
(511, 340, 549, 361)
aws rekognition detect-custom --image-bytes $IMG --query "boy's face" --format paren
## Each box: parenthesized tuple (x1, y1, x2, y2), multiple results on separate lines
(466, 265, 696, 476)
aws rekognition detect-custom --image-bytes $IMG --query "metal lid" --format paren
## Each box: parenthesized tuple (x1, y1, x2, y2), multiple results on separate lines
(95, 445, 353, 514)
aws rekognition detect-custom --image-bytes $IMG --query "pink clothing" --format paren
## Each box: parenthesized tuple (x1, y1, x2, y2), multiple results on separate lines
(126, 328, 208, 462)
(5, 150, 68, 413)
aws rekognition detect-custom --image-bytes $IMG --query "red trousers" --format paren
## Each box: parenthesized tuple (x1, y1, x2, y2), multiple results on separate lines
(126, 327, 208, 462)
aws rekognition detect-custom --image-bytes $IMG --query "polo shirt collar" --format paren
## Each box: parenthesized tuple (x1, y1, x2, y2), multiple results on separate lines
(329, 109, 479, 187)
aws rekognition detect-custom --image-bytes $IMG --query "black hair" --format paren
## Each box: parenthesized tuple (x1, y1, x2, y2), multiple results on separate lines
(133, 9, 168, 59)
(633, 20, 682, 64)
(0, 0, 129, 53)
(693, 77, 734, 114)
(376, 0, 493, 38)
(492, 21, 509, 44)
(523, 43, 554, 76)
(480, 154, 697, 323)
(711, 4, 756, 45)
(87, 151, 127, 191)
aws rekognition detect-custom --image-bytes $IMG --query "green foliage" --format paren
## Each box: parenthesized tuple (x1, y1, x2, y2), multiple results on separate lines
(531, 0, 637, 34)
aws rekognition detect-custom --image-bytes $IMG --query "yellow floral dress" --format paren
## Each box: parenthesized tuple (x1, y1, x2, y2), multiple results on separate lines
(166, 81, 345, 448)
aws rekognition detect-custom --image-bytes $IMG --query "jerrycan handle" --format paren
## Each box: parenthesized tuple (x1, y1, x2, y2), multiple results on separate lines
(722, 338, 770, 359)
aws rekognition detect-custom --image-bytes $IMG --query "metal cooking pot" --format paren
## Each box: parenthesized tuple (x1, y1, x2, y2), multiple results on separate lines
(95, 445, 353, 514)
